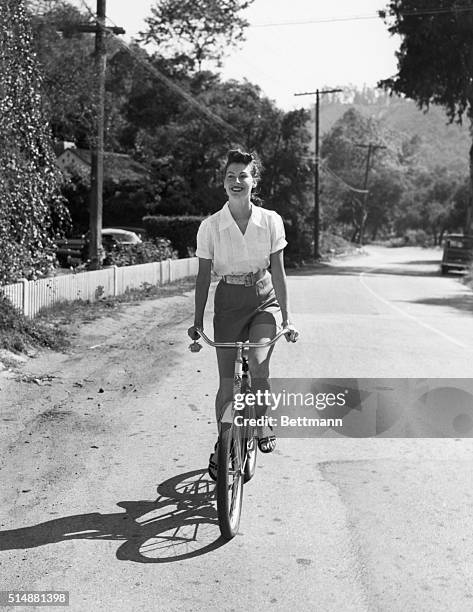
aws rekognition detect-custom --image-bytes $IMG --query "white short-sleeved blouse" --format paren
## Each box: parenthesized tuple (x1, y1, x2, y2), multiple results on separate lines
(195, 202, 287, 276)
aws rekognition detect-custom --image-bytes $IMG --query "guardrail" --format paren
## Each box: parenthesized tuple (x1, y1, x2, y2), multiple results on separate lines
(1, 257, 198, 318)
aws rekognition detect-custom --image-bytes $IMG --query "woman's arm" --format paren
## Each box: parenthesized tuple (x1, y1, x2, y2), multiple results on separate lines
(270, 250, 299, 342)
(192, 257, 212, 329)
(270, 250, 291, 325)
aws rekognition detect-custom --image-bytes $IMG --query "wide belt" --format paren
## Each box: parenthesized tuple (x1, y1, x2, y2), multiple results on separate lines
(222, 269, 267, 286)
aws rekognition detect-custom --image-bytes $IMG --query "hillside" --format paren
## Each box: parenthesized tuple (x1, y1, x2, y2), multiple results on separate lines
(317, 96, 471, 174)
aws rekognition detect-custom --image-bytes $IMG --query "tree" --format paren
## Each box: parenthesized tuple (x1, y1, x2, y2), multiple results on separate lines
(23, 0, 312, 253)
(139, 0, 254, 72)
(451, 178, 471, 232)
(361, 165, 403, 240)
(321, 109, 389, 242)
(0, 0, 69, 283)
(28, 2, 134, 150)
(263, 109, 313, 261)
(422, 168, 462, 242)
(28, 3, 100, 146)
(129, 73, 312, 232)
(379, 0, 473, 233)
(128, 74, 277, 215)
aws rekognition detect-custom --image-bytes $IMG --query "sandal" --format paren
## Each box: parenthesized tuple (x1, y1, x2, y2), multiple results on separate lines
(258, 427, 276, 453)
(208, 441, 218, 481)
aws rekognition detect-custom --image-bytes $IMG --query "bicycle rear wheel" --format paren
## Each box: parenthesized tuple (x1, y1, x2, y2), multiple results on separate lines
(217, 422, 244, 540)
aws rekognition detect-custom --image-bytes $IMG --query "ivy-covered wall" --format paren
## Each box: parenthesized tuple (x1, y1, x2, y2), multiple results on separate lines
(0, 0, 69, 283)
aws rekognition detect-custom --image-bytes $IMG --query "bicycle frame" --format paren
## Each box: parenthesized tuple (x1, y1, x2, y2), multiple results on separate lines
(190, 326, 290, 539)
(195, 328, 289, 416)
(193, 328, 289, 469)
(222, 341, 248, 427)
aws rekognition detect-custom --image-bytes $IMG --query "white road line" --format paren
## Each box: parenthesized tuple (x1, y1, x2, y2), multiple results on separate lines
(359, 269, 472, 350)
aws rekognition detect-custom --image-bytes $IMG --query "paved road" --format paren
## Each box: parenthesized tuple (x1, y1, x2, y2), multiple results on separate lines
(1, 246, 473, 611)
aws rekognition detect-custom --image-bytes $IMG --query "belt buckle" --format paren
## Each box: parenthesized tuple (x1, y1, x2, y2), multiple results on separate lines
(225, 274, 240, 284)
(244, 273, 253, 287)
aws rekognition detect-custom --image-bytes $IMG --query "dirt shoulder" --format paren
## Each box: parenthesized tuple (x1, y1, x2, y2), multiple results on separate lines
(1, 275, 197, 386)
(0, 276, 219, 597)
(0, 279, 199, 489)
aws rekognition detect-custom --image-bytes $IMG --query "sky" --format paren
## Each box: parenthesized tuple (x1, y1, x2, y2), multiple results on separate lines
(71, 0, 400, 111)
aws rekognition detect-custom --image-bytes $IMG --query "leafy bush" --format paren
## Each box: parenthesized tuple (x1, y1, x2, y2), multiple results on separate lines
(143, 215, 204, 258)
(320, 232, 359, 257)
(282, 216, 313, 265)
(403, 229, 432, 247)
(0, 294, 66, 353)
(103, 238, 177, 267)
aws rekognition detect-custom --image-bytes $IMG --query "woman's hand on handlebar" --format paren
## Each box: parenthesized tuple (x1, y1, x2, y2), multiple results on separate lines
(187, 324, 202, 341)
(283, 321, 299, 343)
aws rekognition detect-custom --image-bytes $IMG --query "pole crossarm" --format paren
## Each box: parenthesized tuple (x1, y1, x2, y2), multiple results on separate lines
(294, 89, 344, 97)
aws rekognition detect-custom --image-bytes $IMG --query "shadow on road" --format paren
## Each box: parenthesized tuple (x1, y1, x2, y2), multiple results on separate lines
(288, 261, 443, 278)
(0, 469, 227, 563)
(396, 259, 442, 266)
(406, 295, 473, 313)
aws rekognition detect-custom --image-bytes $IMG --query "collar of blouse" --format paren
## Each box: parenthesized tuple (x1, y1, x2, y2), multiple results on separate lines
(218, 202, 265, 232)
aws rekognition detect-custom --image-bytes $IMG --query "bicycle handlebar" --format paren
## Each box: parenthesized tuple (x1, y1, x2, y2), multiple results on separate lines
(194, 327, 291, 349)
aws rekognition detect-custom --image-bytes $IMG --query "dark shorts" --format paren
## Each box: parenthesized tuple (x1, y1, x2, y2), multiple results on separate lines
(213, 271, 280, 342)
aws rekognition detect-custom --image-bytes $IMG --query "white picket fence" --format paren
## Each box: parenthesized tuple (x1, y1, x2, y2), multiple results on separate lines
(1, 257, 198, 318)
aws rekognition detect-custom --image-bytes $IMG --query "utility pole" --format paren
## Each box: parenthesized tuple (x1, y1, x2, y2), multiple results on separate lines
(294, 88, 342, 260)
(355, 142, 386, 245)
(75, 1, 124, 269)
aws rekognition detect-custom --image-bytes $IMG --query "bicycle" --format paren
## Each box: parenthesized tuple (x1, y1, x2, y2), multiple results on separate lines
(189, 327, 291, 540)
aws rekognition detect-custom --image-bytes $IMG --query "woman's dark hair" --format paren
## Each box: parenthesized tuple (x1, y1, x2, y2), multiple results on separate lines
(224, 148, 263, 183)
(224, 148, 263, 205)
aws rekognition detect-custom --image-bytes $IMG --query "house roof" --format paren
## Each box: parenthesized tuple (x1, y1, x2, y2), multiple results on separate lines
(58, 148, 149, 184)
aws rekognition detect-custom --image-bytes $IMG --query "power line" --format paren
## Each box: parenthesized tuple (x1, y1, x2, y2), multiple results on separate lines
(37, 3, 473, 28)
(100, 4, 473, 34)
(301, 156, 369, 193)
(320, 160, 368, 195)
(252, 5, 473, 28)
(253, 14, 378, 27)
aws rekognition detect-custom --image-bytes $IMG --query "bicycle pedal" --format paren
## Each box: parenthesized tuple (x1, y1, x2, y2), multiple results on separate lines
(189, 341, 202, 352)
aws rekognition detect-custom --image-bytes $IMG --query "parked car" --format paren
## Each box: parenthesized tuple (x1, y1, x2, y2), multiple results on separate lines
(100, 228, 142, 245)
(56, 228, 142, 267)
(441, 234, 473, 274)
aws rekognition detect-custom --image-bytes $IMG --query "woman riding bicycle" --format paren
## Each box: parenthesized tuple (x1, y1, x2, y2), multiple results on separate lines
(187, 148, 299, 480)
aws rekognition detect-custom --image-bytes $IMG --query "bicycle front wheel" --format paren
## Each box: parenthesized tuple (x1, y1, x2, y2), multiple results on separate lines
(217, 423, 244, 540)
(243, 434, 257, 483)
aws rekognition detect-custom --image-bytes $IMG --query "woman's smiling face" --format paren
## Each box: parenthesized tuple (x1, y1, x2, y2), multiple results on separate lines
(224, 162, 256, 200)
